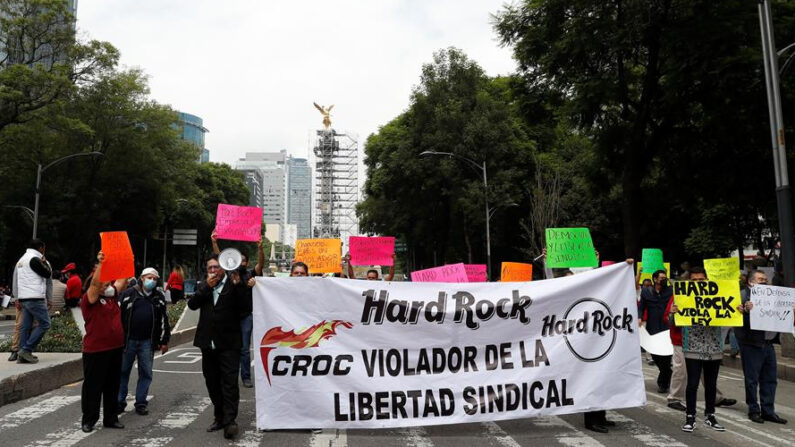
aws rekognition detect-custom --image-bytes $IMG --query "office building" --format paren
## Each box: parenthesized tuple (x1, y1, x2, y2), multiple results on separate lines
(286, 156, 312, 239)
(176, 111, 210, 162)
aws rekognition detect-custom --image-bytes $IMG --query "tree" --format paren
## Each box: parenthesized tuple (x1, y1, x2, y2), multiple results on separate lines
(358, 48, 534, 271)
(493, 0, 795, 261)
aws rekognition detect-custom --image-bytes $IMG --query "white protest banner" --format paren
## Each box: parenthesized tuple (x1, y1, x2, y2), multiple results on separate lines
(252, 263, 645, 429)
(749, 285, 795, 333)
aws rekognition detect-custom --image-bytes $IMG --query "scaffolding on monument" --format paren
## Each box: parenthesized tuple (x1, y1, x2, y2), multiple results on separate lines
(312, 128, 358, 240)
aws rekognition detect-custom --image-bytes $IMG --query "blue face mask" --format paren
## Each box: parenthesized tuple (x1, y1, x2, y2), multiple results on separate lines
(143, 278, 157, 291)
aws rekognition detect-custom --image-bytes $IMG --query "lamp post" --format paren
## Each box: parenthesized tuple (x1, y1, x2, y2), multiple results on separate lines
(162, 198, 189, 275)
(758, 0, 795, 285)
(32, 152, 104, 239)
(420, 151, 492, 280)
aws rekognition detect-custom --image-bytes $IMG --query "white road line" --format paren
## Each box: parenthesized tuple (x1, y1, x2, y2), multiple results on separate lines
(532, 416, 605, 447)
(644, 392, 776, 447)
(155, 396, 211, 429)
(309, 428, 348, 447)
(233, 421, 265, 447)
(481, 421, 521, 447)
(396, 427, 434, 447)
(0, 395, 80, 429)
(605, 411, 687, 447)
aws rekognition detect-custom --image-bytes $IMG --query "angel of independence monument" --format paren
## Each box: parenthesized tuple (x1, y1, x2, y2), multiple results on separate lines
(311, 103, 360, 246)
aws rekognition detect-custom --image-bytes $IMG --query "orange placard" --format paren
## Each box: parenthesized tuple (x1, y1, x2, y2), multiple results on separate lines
(294, 238, 342, 274)
(500, 262, 533, 282)
(99, 231, 135, 281)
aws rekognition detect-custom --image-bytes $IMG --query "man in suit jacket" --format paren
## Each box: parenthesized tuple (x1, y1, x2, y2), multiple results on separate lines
(188, 256, 248, 440)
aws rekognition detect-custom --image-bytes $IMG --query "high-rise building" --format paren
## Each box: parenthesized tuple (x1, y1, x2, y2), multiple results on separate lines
(177, 111, 210, 163)
(286, 156, 312, 239)
(235, 151, 286, 227)
(238, 168, 264, 209)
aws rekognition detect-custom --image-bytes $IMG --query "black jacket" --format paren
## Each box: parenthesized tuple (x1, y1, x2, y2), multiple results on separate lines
(188, 275, 248, 350)
(119, 285, 171, 350)
(639, 286, 673, 336)
(734, 288, 776, 347)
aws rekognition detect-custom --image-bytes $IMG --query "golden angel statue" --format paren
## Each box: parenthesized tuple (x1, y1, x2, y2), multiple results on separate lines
(313, 102, 334, 129)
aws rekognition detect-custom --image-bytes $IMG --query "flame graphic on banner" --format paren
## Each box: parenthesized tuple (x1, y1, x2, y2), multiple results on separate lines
(260, 320, 353, 385)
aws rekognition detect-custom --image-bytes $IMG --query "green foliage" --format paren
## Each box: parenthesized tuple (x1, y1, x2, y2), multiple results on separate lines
(167, 300, 187, 329)
(0, 310, 83, 353)
(358, 48, 534, 270)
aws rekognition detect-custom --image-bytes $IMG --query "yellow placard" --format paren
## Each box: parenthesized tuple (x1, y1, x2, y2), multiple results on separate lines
(673, 280, 742, 327)
(295, 238, 342, 274)
(636, 262, 670, 285)
(703, 257, 741, 281)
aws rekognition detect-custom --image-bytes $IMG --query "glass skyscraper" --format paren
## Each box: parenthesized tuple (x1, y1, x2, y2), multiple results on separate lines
(177, 111, 210, 163)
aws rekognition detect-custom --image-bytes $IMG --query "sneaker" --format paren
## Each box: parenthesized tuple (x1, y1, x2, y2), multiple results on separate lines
(682, 415, 696, 432)
(704, 414, 725, 431)
(667, 401, 687, 412)
(17, 350, 38, 364)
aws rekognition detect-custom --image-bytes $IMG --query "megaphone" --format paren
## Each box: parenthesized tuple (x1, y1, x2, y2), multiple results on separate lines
(218, 248, 243, 271)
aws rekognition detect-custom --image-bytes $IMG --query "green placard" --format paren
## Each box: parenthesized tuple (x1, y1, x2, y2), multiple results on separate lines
(641, 248, 664, 273)
(545, 228, 598, 268)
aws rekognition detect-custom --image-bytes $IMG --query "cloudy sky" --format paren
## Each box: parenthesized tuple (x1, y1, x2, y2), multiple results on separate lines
(77, 1, 517, 165)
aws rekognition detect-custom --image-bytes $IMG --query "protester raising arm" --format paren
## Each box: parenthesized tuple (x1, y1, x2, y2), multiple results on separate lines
(211, 230, 221, 256)
(85, 251, 126, 304)
(385, 254, 396, 281)
(254, 237, 265, 277)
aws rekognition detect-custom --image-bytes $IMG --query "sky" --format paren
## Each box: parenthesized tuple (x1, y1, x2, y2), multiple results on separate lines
(76, 1, 518, 166)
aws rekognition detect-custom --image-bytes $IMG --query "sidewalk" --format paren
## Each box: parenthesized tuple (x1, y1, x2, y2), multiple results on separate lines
(721, 344, 795, 382)
(0, 352, 82, 406)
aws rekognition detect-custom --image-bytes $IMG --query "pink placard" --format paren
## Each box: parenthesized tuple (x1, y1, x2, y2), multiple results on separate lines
(411, 263, 469, 283)
(601, 261, 616, 267)
(214, 204, 262, 242)
(464, 264, 487, 282)
(349, 236, 395, 266)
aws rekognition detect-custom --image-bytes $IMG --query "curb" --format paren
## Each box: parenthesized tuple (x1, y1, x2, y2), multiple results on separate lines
(0, 327, 196, 408)
(721, 351, 795, 382)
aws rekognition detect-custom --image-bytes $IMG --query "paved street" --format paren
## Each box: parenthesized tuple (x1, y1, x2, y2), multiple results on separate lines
(0, 343, 793, 446)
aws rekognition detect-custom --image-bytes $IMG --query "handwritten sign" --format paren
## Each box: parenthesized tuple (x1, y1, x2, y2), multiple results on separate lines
(749, 285, 795, 333)
(641, 249, 664, 273)
(637, 262, 670, 285)
(545, 228, 598, 268)
(215, 204, 262, 242)
(99, 231, 135, 281)
(295, 238, 342, 274)
(464, 264, 488, 282)
(703, 257, 740, 282)
(673, 280, 742, 327)
(349, 236, 395, 266)
(411, 263, 468, 283)
(500, 262, 533, 282)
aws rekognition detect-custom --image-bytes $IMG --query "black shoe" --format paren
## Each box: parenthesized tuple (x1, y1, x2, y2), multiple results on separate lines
(242, 378, 253, 388)
(657, 386, 669, 393)
(668, 401, 687, 412)
(135, 407, 148, 416)
(81, 423, 94, 433)
(8, 351, 18, 361)
(224, 422, 239, 439)
(585, 424, 608, 434)
(207, 420, 225, 432)
(749, 413, 764, 424)
(103, 421, 124, 429)
(682, 415, 696, 432)
(762, 413, 787, 424)
(715, 398, 736, 407)
(602, 419, 616, 427)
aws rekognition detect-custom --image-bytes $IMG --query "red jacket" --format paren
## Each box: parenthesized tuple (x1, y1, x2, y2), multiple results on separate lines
(166, 271, 183, 291)
(664, 296, 682, 346)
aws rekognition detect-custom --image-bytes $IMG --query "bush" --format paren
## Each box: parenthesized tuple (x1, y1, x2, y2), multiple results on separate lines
(0, 310, 83, 353)
(167, 299, 187, 328)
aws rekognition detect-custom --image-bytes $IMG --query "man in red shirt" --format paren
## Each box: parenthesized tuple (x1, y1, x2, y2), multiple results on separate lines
(62, 263, 82, 308)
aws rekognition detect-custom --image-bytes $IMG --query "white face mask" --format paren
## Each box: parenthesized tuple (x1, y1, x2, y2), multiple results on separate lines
(104, 286, 115, 297)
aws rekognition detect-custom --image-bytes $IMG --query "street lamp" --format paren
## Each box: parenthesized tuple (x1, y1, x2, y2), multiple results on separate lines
(419, 150, 493, 280)
(758, 0, 795, 285)
(32, 152, 104, 239)
(3, 205, 35, 223)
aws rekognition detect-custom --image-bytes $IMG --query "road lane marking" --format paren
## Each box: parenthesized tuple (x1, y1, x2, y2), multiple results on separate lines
(310, 428, 348, 447)
(532, 416, 605, 447)
(481, 421, 521, 447)
(396, 427, 434, 446)
(0, 395, 80, 429)
(605, 411, 687, 446)
(156, 396, 211, 429)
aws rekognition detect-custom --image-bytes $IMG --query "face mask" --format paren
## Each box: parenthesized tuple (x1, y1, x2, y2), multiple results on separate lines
(143, 278, 157, 291)
(659, 279, 669, 288)
(104, 286, 115, 297)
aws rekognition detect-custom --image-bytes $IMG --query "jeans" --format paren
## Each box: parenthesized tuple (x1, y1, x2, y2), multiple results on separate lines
(685, 358, 721, 415)
(729, 329, 740, 354)
(118, 339, 154, 410)
(740, 342, 778, 416)
(240, 314, 253, 381)
(20, 299, 50, 353)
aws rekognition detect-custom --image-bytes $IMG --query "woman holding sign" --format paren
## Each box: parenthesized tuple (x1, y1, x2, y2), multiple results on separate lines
(80, 251, 127, 433)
